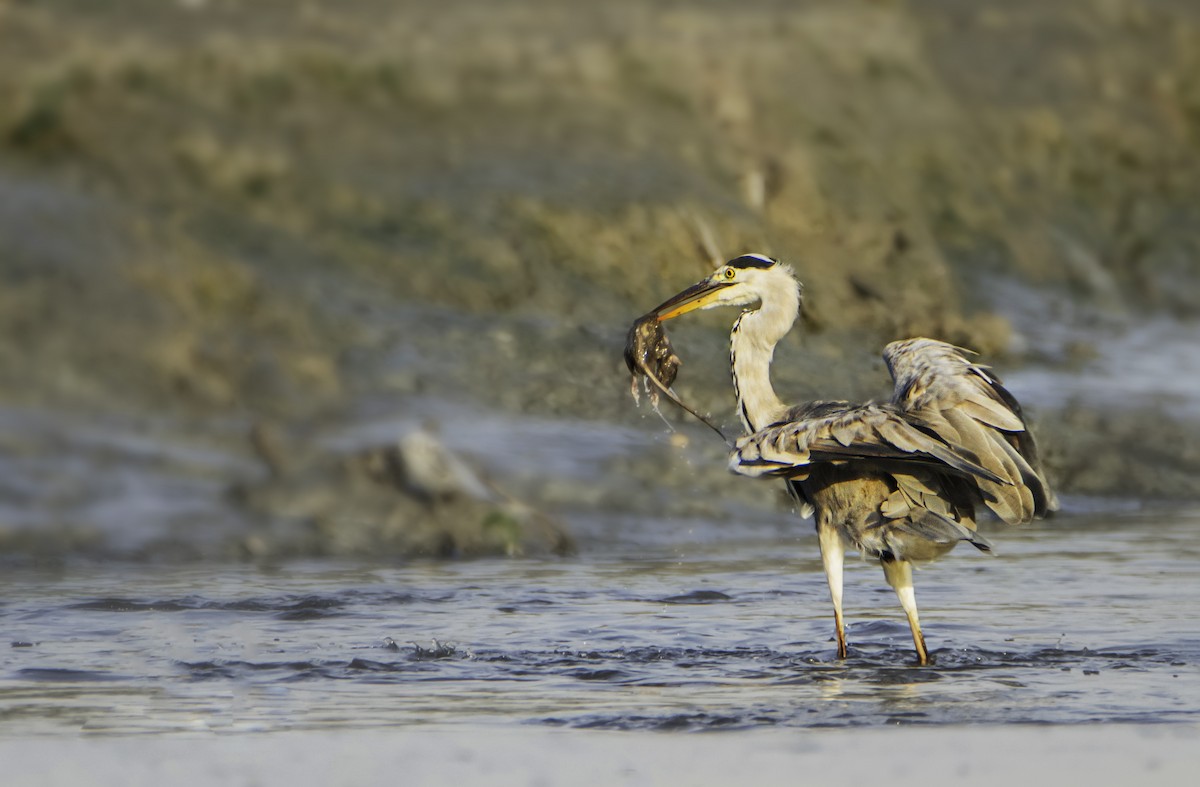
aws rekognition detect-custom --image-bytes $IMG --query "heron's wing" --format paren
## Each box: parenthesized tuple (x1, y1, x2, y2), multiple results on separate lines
(729, 401, 1007, 485)
(883, 338, 1057, 524)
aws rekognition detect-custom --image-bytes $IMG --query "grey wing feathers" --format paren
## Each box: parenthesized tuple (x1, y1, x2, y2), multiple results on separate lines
(730, 400, 1007, 485)
(884, 338, 1058, 523)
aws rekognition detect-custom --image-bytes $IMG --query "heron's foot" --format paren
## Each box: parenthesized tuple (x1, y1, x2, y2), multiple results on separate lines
(914, 632, 930, 666)
(833, 615, 848, 660)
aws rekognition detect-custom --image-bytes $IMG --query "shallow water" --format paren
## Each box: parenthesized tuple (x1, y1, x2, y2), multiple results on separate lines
(3, 505, 1198, 735)
(1005, 316, 1200, 421)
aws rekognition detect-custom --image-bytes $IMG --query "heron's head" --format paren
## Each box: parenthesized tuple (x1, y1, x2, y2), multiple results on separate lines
(652, 254, 800, 321)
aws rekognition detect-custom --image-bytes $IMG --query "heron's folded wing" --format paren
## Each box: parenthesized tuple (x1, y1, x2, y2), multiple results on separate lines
(729, 401, 1005, 484)
(883, 338, 1057, 523)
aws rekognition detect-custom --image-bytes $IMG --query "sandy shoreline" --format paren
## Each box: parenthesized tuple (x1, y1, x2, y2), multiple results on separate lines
(8, 723, 1199, 787)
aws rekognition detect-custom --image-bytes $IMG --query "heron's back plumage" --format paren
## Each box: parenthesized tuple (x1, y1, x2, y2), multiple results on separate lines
(883, 338, 1058, 523)
(729, 338, 1054, 561)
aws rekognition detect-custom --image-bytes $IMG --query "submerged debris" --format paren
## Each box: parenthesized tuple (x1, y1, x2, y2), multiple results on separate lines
(229, 425, 575, 559)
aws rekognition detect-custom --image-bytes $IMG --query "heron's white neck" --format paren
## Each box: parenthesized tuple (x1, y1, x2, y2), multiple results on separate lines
(730, 283, 799, 433)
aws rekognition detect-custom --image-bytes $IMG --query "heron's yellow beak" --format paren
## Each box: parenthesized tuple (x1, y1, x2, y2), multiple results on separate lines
(652, 277, 733, 321)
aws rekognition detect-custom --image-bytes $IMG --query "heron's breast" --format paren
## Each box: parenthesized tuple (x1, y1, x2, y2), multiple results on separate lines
(802, 467, 893, 528)
(802, 467, 967, 562)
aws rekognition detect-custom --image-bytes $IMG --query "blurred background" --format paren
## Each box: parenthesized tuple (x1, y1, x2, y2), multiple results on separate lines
(3, 0, 1200, 563)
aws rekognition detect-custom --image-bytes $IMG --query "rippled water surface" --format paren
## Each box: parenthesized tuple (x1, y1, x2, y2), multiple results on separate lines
(2, 506, 1198, 735)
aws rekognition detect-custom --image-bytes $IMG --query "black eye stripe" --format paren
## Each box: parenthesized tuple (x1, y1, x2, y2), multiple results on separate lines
(727, 254, 777, 270)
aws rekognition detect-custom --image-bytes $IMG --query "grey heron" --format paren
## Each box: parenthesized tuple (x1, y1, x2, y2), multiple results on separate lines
(644, 253, 1056, 664)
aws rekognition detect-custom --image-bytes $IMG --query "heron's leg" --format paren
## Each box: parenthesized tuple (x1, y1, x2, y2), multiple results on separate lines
(817, 523, 847, 659)
(881, 557, 929, 665)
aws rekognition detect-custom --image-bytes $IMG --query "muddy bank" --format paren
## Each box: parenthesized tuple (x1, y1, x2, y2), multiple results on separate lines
(2, 0, 1199, 559)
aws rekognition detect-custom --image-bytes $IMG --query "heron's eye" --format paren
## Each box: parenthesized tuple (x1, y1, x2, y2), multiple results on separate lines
(723, 267, 736, 280)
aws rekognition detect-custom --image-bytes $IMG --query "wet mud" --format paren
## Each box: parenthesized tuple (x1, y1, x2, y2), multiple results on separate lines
(1, 0, 1199, 559)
